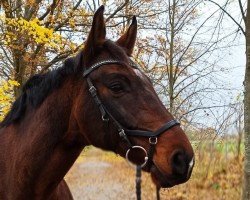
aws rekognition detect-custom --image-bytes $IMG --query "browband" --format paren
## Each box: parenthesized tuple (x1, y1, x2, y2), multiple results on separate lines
(83, 59, 138, 77)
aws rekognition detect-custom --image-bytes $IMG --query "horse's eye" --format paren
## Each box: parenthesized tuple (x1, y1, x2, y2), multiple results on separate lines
(109, 82, 124, 93)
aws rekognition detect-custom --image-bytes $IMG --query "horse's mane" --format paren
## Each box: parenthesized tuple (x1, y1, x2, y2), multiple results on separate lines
(0, 40, 128, 128)
(0, 57, 77, 128)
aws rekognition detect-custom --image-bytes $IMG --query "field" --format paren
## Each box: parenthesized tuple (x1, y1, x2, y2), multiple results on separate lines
(65, 141, 243, 200)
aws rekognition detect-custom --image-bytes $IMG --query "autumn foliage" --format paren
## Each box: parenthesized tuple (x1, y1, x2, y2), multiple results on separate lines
(0, 80, 19, 122)
(0, 0, 86, 97)
(0, 1, 245, 198)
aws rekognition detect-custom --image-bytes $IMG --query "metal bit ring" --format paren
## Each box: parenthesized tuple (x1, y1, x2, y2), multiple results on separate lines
(125, 146, 148, 168)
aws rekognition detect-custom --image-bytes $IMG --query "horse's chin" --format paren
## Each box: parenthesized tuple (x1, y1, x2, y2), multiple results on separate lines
(149, 163, 189, 188)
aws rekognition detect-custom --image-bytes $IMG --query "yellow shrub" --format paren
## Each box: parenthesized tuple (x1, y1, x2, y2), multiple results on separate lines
(0, 80, 19, 122)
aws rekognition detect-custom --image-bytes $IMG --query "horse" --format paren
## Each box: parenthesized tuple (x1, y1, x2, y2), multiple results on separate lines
(0, 6, 194, 200)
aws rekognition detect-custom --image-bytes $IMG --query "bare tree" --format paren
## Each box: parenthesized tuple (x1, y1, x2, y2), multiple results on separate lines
(205, 0, 250, 199)
(130, 0, 239, 132)
(244, 1, 250, 198)
(0, 0, 166, 96)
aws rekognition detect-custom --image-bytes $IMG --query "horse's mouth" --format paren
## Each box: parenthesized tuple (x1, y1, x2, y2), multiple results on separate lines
(149, 163, 190, 188)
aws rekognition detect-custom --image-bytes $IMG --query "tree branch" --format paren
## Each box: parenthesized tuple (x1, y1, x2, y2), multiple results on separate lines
(53, 0, 83, 31)
(238, 0, 247, 24)
(105, 0, 129, 22)
(205, 0, 245, 35)
(38, 0, 58, 21)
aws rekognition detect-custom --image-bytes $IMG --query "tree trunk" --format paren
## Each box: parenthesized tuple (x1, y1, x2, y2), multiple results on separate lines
(243, 1, 250, 199)
(12, 49, 26, 97)
(168, 0, 176, 113)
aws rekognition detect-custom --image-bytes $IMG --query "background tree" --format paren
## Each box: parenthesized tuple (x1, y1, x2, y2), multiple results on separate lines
(0, 0, 247, 198)
(0, 0, 245, 157)
(205, 0, 249, 199)
(0, 0, 86, 96)
(130, 0, 238, 132)
(231, 94, 244, 160)
(0, 0, 236, 127)
(0, 0, 165, 96)
(244, 1, 250, 198)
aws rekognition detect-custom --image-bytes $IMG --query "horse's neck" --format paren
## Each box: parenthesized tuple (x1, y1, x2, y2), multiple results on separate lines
(0, 82, 85, 199)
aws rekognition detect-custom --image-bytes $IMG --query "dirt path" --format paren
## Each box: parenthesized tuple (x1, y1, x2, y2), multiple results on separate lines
(65, 148, 138, 200)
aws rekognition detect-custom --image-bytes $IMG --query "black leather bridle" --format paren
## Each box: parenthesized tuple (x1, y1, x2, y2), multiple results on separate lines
(83, 59, 180, 200)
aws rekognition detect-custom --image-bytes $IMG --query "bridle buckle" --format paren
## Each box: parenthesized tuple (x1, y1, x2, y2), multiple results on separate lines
(89, 86, 96, 95)
(119, 129, 126, 137)
(149, 137, 157, 145)
(102, 115, 109, 122)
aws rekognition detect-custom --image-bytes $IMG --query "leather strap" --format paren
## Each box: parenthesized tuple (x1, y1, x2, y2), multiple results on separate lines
(125, 120, 180, 137)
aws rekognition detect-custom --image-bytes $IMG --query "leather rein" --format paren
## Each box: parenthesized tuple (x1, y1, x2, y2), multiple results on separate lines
(83, 59, 180, 200)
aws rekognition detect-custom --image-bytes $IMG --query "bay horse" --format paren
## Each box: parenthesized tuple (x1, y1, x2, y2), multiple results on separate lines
(0, 6, 194, 200)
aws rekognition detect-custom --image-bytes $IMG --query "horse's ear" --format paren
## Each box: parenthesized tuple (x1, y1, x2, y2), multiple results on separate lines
(84, 6, 106, 58)
(116, 16, 137, 56)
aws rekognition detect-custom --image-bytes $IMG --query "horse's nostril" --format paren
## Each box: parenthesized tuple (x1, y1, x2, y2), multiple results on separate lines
(170, 149, 189, 176)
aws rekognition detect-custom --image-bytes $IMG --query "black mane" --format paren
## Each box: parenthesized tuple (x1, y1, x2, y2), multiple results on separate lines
(0, 57, 77, 128)
(0, 40, 129, 128)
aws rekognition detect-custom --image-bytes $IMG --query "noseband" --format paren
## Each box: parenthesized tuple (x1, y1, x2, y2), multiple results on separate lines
(83, 59, 180, 200)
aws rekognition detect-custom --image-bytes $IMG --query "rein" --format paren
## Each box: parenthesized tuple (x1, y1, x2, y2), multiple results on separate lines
(83, 59, 180, 200)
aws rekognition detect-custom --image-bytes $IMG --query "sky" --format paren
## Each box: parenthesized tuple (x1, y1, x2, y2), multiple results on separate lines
(201, 1, 246, 94)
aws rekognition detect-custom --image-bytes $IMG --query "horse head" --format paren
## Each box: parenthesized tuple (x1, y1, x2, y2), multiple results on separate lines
(74, 6, 194, 188)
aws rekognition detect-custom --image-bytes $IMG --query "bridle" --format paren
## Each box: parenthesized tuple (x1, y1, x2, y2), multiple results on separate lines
(83, 59, 180, 200)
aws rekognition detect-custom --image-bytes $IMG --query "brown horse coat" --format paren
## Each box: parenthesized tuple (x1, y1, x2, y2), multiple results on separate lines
(0, 6, 194, 200)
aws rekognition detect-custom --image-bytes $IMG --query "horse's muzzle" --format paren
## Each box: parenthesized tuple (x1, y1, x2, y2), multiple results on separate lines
(150, 152, 195, 188)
